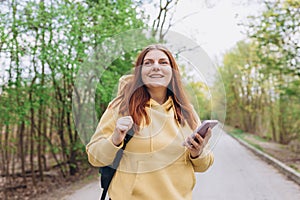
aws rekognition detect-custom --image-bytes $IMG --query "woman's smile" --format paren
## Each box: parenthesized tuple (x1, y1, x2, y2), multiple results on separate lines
(148, 74, 164, 78)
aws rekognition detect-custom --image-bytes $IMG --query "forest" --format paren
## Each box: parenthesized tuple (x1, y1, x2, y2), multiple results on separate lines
(0, 0, 299, 199)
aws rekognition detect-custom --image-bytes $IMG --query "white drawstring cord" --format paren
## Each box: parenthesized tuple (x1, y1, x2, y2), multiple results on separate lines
(150, 101, 153, 152)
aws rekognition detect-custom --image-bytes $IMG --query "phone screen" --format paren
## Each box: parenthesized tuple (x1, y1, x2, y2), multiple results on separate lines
(194, 120, 218, 138)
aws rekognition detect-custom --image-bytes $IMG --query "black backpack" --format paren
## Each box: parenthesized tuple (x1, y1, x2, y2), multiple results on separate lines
(99, 128, 134, 200)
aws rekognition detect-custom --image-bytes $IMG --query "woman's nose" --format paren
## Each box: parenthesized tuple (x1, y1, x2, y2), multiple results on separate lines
(152, 62, 161, 71)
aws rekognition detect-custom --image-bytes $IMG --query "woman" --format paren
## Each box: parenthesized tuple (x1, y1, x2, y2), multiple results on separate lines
(86, 44, 214, 199)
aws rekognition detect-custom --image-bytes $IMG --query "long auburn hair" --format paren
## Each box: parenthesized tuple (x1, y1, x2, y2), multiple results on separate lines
(110, 44, 198, 131)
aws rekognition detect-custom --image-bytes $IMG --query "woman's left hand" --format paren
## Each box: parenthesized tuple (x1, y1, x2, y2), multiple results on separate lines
(183, 128, 212, 158)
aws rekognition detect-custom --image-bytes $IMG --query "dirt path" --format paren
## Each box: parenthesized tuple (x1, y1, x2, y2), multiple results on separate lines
(34, 171, 100, 200)
(62, 180, 102, 200)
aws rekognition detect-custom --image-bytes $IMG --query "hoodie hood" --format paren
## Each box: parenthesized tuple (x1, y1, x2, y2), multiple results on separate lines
(117, 74, 134, 96)
(149, 96, 173, 110)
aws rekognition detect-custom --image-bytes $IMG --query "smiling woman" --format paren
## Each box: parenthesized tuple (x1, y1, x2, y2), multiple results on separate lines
(86, 44, 214, 200)
(141, 49, 173, 104)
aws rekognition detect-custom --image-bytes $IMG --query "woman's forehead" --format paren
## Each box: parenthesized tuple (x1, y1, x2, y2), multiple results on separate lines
(144, 49, 169, 60)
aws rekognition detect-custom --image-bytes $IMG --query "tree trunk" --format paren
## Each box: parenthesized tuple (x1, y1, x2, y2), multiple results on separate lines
(18, 120, 27, 185)
(29, 92, 37, 186)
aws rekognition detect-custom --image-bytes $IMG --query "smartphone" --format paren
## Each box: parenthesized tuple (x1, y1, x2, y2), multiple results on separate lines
(190, 120, 218, 144)
(195, 120, 218, 137)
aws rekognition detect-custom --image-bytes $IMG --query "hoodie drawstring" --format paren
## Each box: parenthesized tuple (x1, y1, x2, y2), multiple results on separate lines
(150, 101, 154, 152)
(172, 102, 188, 165)
(149, 98, 187, 164)
(179, 128, 188, 165)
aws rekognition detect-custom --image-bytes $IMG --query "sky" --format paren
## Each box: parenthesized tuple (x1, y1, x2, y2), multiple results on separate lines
(142, 0, 265, 62)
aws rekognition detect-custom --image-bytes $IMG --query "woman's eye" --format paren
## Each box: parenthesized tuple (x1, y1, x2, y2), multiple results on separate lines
(144, 62, 151, 66)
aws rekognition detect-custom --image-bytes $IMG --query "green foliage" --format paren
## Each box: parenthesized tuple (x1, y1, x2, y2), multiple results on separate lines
(219, 41, 265, 133)
(0, 0, 148, 181)
(220, 0, 300, 144)
(95, 51, 138, 118)
(245, 0, 300, 80)
(185, 81, 211, 120)
(179, 64, 212, 120)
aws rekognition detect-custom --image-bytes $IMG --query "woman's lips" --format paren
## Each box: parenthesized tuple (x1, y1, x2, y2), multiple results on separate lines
(149, 74, 164, 78)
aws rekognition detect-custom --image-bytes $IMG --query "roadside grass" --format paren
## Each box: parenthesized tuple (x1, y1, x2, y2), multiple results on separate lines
(227, 127, 265, 152)
(289, 164, 299, 172)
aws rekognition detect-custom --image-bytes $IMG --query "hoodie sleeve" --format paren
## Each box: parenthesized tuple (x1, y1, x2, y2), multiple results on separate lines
(188, 124, 214, 172)
(189, 106, 214, 172)
(189, 148, 214, 172)
(86, 75, 133, 167)
(86, 107, 124, 167)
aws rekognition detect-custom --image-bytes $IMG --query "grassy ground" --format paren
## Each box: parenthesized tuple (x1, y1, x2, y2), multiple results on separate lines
(0, 163, 99, 200)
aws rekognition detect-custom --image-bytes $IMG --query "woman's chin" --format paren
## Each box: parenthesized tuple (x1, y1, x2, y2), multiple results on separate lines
(145, 83, 167, 89)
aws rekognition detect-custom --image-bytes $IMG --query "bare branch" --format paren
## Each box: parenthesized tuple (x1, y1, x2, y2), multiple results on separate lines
(170, 10, 201, 27)
(152, 0, 178, 41)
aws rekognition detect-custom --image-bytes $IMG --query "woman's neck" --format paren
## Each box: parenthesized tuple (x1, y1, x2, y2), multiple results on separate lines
(148, 87, 168, 105)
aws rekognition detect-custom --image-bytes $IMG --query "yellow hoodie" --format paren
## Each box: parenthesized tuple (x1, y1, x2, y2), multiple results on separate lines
(86, 77, 214, 200)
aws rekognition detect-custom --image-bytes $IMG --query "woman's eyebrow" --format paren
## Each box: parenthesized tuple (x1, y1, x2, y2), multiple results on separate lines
(143, 58, 169, 61)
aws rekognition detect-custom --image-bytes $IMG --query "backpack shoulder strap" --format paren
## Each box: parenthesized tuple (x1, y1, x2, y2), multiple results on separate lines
(100, 128, 134, 200)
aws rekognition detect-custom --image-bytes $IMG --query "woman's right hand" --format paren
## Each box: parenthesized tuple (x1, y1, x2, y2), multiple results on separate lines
(112, 116, 133, 146)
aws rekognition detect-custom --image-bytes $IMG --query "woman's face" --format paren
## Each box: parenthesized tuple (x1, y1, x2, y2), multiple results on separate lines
(141, 49, 172, 89)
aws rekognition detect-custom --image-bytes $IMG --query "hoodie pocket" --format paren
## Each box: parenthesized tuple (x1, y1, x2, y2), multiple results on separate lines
(109, 169, 138, 199)
(131, 161, 196, 198)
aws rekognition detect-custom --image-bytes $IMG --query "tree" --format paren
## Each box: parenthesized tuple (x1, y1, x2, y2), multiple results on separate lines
(0, 0, 146, 198)
(219, 41, 268, 134)
(244, 0, 300, 143)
